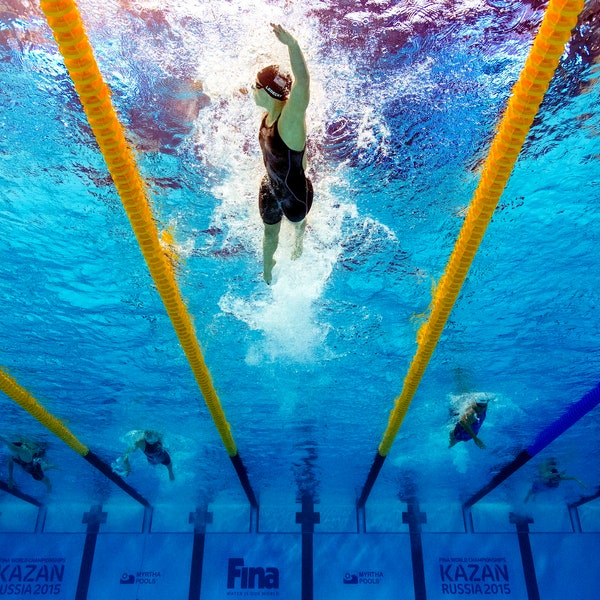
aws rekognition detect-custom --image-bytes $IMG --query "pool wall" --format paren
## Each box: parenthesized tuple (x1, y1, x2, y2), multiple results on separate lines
(1, 496, 598, 599)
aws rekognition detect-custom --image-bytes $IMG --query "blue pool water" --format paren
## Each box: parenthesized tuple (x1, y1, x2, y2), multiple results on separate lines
(1, 0, 599, 598)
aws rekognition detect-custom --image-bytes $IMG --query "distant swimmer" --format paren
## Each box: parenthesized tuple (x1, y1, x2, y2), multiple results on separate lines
(114, 430, 175, 481)
(1, 436, 54, 492)
(448, 396, 489, 450)
(525, 457, 586, 502)
(254, 23, 313, 284)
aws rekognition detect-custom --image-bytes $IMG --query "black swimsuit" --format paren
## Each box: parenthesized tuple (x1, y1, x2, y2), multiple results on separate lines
(258, 116, 313, 224)
(143, 441, 171, 466)
(12, 443, 45, 482)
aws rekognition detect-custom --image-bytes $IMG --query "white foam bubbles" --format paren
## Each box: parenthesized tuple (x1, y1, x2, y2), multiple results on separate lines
(218, 178, 353, 363)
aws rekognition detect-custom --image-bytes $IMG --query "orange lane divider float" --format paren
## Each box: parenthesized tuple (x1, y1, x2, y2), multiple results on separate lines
(39, 0, 257, 506)
(0, 367, 150, 506)
(358, 0, 584, 508)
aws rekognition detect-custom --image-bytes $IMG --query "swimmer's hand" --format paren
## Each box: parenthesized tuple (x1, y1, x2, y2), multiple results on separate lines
(474, 438, 486, 450)
(270, 23, 296, 46)
(112, 456, 130, 478)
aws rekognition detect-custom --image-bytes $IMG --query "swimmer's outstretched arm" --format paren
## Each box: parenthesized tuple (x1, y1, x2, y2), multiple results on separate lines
(271, 23, 309, 152)
(0, 436, 19, 452)
(41, 462, 59, 472)
(270, 23, 309, 105)
(119, 439, 144, 474)
(459, 412, 486, 449)
(561, 474, 587, 487)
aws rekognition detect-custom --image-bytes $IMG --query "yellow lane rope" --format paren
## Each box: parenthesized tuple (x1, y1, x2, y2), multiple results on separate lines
(379, 0, 584, 456)
(39, 0, 237, 456)
(0, 368, 89, 456)
(1, 367, 151, 506)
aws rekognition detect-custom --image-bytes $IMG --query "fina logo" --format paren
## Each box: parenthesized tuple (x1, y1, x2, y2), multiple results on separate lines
(227, 558, 279, 590)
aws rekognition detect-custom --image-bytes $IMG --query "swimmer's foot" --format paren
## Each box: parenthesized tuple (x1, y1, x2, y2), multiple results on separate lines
(263, 259, 275, 285)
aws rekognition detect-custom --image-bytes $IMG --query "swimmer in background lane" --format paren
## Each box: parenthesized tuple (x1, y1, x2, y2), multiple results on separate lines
(253, 23, 313, 285)
(448, 397, 489, 450)
(525, 457, 586, 502)
(0, 435, 54, 492)
(115, 430, 175, 481)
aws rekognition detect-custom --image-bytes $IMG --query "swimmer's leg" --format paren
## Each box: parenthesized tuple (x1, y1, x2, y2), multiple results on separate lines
(448, 431, 459, 448)
(291, 219, 306, 260)
(263, 222, 281, 285)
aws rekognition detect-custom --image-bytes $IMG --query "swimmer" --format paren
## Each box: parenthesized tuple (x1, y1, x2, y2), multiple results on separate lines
(0, 436, 54, 492)
(115, 430, 175, 481)
(448, 397, 489, 450)
(525, 458, 585, 502)
(254, 23, 313, 284)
